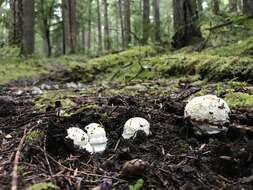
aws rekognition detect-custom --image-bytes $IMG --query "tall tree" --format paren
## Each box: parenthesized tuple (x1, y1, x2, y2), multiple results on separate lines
(22, 0, 35, 56)
(153, 0, 161, 43)
(123, 0, 131, 48)
(96, 0, 103, 52)
(229, 0, 238, 12)
(243, 0, 253, 16)
(87, 0, 92, 54)
(38, 0, 55, 57)
(142, 0, 150, 44)
(9, 0, 22, 45)
(212, 0, 220, 15)
(197, 0, 203, 12)
(103, 0, 111, 51)
(118, 0, 125, 48)
(172, 0, 202, 49)
(62, 0, 76, 54)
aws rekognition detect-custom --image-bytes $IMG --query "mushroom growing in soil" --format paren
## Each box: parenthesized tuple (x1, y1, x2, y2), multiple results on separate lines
(66, 127, 93, 153)
(184, 95, 231, 135)
(85, 123, 108, 153)
(122, 117, 150, 139)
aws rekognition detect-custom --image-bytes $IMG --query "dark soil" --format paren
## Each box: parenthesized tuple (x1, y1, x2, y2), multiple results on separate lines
(0, 80, 253, 190)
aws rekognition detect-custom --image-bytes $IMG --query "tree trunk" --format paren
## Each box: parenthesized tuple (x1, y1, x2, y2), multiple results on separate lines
(87, 0, 92, 54)
(142, 0, 150, 44)
(81, 27, 86, 53)
(197, 0, 202, 12)
(153, 0, 161, 43)
(118, 0, 125, 48)
(172, 0, 202, 49)
(9, 0, 22, 46)
(39, 0, 54, 57)
(243, 0, 253, 16)
(21, 0, 35, 56)
(212, 0, 220, 15)
(62, 0, 76, 54)
(229, 0, 238, 12)
(103, 0, 111, 51)
(96, 0, 103, 52)
(123, 0, 131, 48)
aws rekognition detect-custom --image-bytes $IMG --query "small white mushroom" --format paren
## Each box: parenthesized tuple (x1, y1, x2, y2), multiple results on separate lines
(122, 117, 150, 139)
(85, 123, 108, 153)
(184, 95, 231, 135)
(66, 127, 93, 153)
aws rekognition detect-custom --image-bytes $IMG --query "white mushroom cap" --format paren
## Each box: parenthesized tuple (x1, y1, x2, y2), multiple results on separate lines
(184, 95, 231, 135)
(122, 117, 150, 139)
(85, 123, 108, 153)
(66, 127, 93, 152)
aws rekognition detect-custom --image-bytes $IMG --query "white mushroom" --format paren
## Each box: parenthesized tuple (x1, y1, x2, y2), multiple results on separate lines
(66, 127, 93, 153)
(85, 123, 108, 153)
(184, 95, 231, 135)
(122, 117, 150, 139)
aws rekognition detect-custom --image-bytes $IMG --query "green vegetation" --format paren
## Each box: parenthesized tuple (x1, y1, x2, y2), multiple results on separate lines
(25, 129, 45, 145)
(0, 47, 51, 84)
(225, 92, 253, 108)
(129, 179, 144, 190)
(28, 182, 59, 190)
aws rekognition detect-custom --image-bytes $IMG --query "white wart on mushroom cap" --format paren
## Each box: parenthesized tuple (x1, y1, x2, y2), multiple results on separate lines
(122, 117, 150, 139)
(184, 95, 231, 135)
(85, 123, 108, 153)
(66, 127, 93, 153)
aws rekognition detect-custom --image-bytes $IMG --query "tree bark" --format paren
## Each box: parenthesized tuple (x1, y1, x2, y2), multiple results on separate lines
(229, 0, 238, 12)
(123, 0, 131, 48)
(197, 0, 202, 12)
(212, 0, 220, 15)
(103, 0, 111, 51)
(172, 0, 202, 49)
(96, 0, 103, 52)
(153, 0, 161, 43)
(87, 0, 92, 54)
(38, 0, 54, 57)
(243, 0, 253, 16)
(62, 0, 76, 54)
(9, 0, 22, 46)
(21, 0, 35, 56)
(142, 0, 150, 44)
(118, 0, 125, 48)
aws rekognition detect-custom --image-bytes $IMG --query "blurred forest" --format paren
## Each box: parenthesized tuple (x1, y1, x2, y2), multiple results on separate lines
(0, 0, 252, 56)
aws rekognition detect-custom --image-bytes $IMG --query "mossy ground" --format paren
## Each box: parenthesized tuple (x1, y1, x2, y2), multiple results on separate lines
(1, 36, 253, 110)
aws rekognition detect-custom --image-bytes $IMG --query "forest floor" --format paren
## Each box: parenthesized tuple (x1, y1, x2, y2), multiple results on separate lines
(1, 38, 253, 190)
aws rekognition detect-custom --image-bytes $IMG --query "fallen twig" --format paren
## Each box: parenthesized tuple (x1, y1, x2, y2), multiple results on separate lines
(11, 128, 27, 190)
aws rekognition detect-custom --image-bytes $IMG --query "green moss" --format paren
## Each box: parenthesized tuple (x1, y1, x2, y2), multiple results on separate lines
(0, 47, 51, 84)
(28, 182, 59, 190)
(34, 90, 76, 114)
(25, 130, 45, 145)
(225, 92, 253, 108)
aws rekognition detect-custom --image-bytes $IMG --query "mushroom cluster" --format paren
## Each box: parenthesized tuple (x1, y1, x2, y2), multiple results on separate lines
(66, 123, 108, 154)
(184, 95, 231, 135)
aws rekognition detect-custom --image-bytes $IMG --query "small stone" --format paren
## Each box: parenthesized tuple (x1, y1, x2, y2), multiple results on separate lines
(40, 84, 51, 90)
(31, 87, 43, 95)
(121, 159, 148, 177)
(5, 134, 12, 139)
